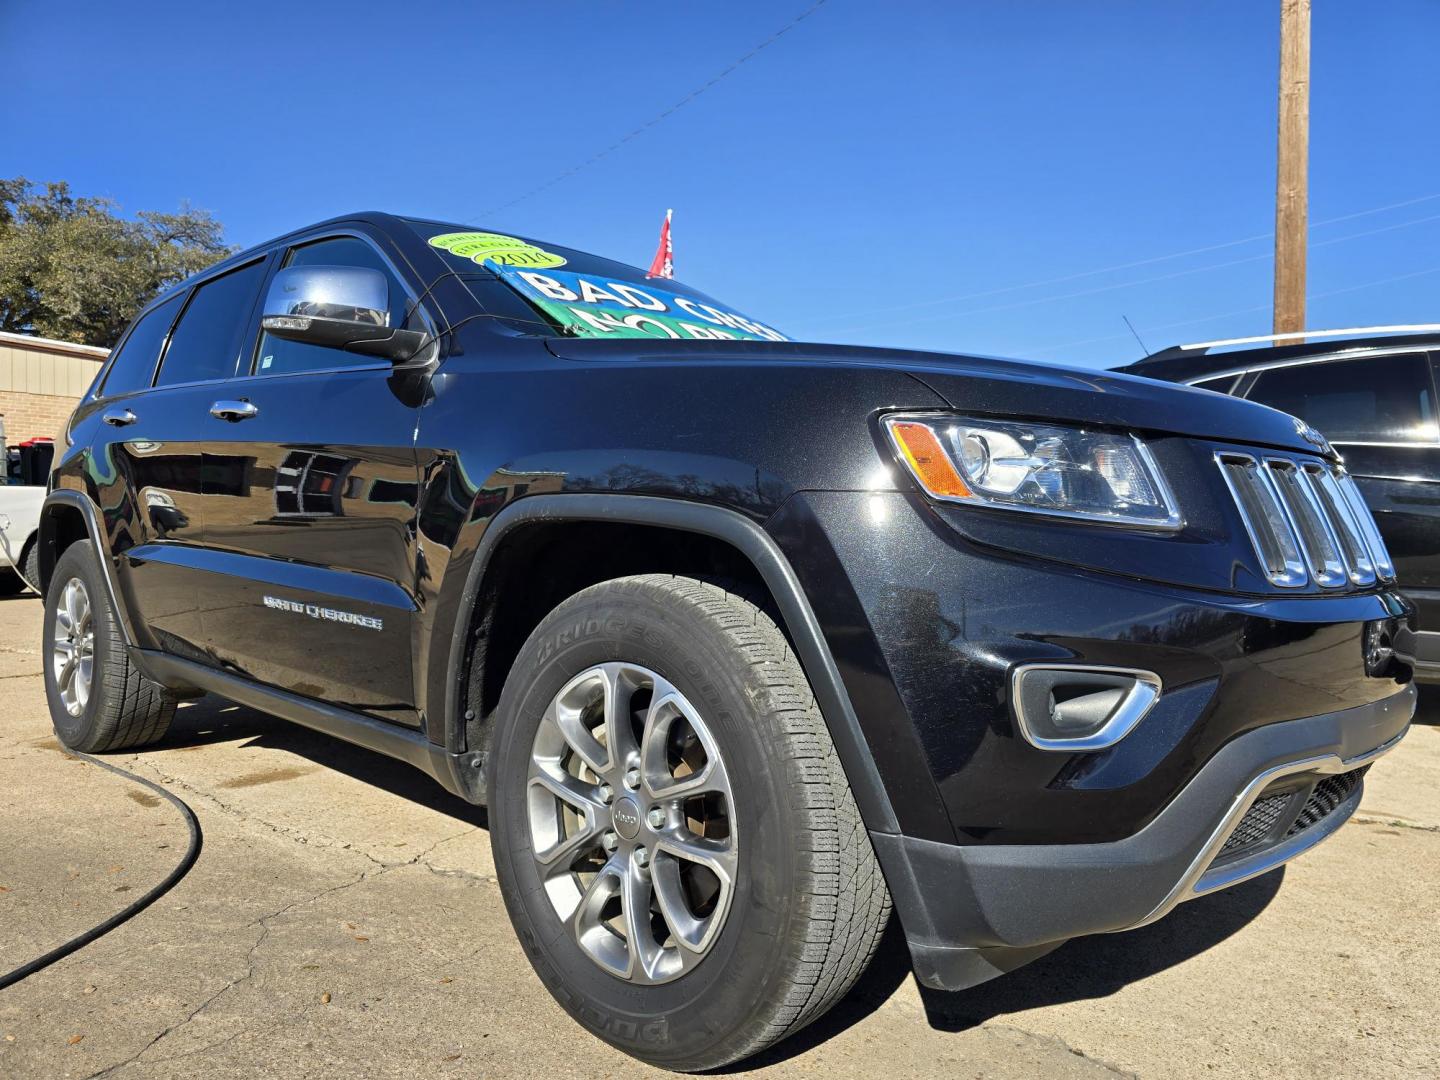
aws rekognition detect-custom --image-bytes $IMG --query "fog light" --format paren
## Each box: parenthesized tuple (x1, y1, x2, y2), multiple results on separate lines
(1010, 664, 1162, 751)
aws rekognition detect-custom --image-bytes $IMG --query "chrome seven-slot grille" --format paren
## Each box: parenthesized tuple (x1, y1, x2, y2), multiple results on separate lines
(1215, 452, 1396, 589)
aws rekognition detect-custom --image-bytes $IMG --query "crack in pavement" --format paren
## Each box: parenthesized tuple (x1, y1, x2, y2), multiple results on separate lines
(983, 1022, 1139, 1078)
(66, 765, 483, 1078)
(118, 753, 393, 871)
(82, 923, 267, 1080)
(117, 752, 487, 874)
(82, 865, 380, 1077)
(1354, 814, 1440, 834)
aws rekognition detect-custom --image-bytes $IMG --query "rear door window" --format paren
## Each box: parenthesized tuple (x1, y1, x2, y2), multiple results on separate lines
(1245, 353, 1438, 443)
(154, 259, 268, 387)
(99, 294, 183, 397)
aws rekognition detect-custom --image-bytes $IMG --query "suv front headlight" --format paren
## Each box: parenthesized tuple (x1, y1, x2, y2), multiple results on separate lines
(883, 414, 1183, 529)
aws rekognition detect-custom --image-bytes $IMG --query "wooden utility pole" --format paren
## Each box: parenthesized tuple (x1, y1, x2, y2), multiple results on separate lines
(1273, 0, 1311, 340)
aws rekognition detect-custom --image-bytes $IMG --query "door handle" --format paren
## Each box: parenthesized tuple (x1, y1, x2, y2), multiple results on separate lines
(102, 408, 138, 427)
(209, 400, 259, 422)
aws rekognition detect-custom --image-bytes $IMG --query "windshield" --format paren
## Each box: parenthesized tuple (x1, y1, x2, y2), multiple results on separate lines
(406, 219, 787, 342)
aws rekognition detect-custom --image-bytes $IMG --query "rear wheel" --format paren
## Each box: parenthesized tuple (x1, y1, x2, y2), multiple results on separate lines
(44, 540, 177, 752)
(489, 574, 890, 1071)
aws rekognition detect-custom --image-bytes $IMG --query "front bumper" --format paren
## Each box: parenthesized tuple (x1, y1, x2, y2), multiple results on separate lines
(765, 488, 1417, 990)
(768, 490, 1415, 845)
(878, 687, 1414, 990)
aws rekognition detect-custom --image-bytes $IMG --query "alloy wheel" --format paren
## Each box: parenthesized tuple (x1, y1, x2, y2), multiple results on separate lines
(527, 662, 737, 984)
(51, 576, 95, 717)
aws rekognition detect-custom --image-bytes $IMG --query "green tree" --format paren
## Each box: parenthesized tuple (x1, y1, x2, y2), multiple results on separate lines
(0, 178, 235, 348)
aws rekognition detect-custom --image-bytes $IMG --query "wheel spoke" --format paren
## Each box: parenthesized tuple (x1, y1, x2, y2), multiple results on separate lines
(530, 768, 606, 816)
(571, 859, 628, 977)
(550, 669, 618, 777)
(640, 689, 730, 800)
(655, 831, 737, 883)
(597, 663, 641, 770)
(64, 581, 84, 635)
(56, 655, 76, 695)
(75, 657, 92, 710)
(650, 854, 709, 953)
(527, 770, 606, 869)
(619, 858, 663, 982)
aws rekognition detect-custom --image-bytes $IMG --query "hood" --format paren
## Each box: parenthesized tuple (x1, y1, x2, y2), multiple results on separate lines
(545, 337, 1327, 456)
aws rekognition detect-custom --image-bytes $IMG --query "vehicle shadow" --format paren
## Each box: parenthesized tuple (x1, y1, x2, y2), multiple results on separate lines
(158, 690, 1282, 1066)
(730, 866, 1282, 1071)
(158, 694, 486, 827)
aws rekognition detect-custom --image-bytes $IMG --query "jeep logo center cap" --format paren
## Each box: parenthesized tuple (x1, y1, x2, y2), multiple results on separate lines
(612, 797, 643, 840)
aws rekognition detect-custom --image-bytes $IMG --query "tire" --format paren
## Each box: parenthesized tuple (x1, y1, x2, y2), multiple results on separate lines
(22, 539, 40, 595)
(489, 574, 890, 1071)
(44, 540, 177, 753)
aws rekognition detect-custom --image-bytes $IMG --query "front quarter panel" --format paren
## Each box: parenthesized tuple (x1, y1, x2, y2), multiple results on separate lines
(412, 332, 947, 749)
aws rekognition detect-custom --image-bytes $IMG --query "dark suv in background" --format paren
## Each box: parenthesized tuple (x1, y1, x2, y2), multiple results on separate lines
(1121, 328, 1440, 681)
(38, 215, 1415, 1070)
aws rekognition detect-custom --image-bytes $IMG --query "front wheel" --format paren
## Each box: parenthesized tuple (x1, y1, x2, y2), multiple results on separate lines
(489, 575, 890, 1071)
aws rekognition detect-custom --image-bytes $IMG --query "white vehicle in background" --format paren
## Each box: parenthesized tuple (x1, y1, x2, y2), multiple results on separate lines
(0, 485, 43, 594)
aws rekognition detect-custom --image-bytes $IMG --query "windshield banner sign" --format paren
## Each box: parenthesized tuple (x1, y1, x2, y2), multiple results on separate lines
(486, 263, 788, 342)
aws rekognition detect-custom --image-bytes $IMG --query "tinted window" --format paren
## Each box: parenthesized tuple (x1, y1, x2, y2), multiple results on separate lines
(155, 260, 267, 387)
(1246, 353, 1438, 443)
(99, 295, 182, 397)
(253, 237, 411, 376)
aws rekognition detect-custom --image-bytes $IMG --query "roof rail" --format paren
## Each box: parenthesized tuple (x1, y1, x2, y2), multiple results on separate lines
(1170, 324, 1440, 354)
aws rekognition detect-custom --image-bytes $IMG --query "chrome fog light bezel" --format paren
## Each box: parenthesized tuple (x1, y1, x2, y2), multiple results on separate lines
(1010, 663, 1163, 752)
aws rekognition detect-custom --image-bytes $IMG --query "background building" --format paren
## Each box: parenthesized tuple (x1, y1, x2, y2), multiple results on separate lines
(0, 331, 107, 445)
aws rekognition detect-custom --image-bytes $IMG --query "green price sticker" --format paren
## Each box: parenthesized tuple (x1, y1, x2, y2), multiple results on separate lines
(428, 231, 567, 269)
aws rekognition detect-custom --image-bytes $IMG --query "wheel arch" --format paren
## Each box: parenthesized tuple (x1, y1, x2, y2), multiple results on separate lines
(39, 491, 138, 644)
(445, 493, 900, 835)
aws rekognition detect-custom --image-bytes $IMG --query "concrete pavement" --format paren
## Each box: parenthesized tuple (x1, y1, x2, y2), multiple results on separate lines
(0, 592, 1435, 1078)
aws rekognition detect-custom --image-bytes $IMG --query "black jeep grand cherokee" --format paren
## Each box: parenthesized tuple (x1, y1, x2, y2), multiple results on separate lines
(40, 213, 1414, 1070)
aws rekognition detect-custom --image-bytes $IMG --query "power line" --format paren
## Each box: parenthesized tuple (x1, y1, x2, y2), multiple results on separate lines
(801, 189, 1440, 329)
(826, 208, 1440, 336)
(1025, 263, 1440, 357)
(471, 0, 831, 220)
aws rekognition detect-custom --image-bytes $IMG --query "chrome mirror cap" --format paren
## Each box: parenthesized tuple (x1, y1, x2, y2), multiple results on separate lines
(263, 265, 389, 327)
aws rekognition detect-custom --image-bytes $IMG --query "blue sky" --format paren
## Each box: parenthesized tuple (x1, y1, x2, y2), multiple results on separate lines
(6, 0, 1440, 368)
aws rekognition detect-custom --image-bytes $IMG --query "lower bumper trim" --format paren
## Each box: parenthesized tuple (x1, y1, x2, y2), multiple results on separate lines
(1133, 731, 1402, 927)
(877, 685, 1415, 991)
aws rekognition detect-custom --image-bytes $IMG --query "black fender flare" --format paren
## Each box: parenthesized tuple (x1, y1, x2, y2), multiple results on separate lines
(443, 492, 901, 836)
(39, 490, 140, 647)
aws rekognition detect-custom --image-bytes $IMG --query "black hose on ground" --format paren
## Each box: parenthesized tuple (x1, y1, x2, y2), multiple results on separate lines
(0, 751, 202, 991)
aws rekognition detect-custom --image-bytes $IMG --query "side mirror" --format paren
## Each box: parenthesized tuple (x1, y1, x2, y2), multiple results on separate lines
(261, 265, 428, 363)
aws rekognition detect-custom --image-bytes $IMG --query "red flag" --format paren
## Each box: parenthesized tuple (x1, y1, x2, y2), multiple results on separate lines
(646, 209, 673, 279)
